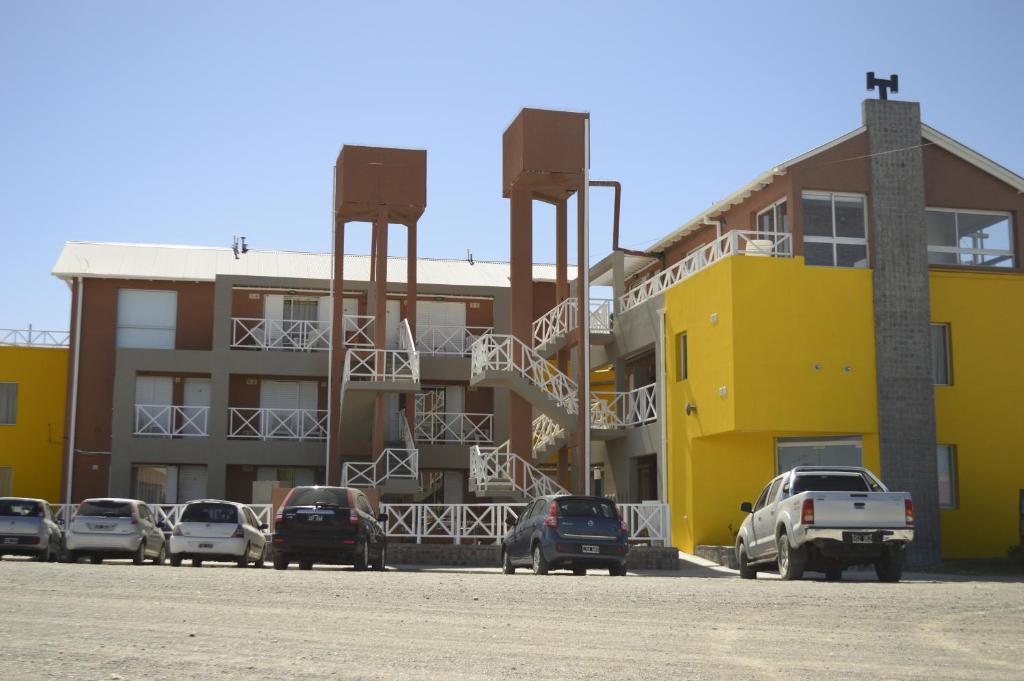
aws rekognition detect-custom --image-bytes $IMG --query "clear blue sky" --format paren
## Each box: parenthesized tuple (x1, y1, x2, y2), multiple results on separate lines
(2, 1, 1022, 330)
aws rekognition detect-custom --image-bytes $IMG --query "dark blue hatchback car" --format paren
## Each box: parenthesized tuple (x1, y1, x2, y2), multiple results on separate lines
(501, 495, 629, 576)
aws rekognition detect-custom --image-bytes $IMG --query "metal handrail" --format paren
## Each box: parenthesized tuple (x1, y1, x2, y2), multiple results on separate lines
(230, 318, 330, 351)
(415, 325, 493, 356)
(469, 440, 568, 499)
(133, 404, 210, 438)
(341, 314, 374, 348)
(227, 407, 328, 441)
(470, 334, 578, 415)
(620, 230, 793, 313)
(0, 327, 70, 347)
(414, 411, 493, 444)
(532, 298, 613, 350)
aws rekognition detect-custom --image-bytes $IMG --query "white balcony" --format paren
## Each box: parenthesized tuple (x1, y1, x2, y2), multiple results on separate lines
(0, 327, 69, 348)
(133, 404, 210, 438)
(231, 318, 330, 352)
(590, 382, 658, 429)
(342, 319, 420, 386)
(415, 325, 492, 356)
(227, 407, 327, 441)
(532, 298, 612, 353)
(414, 411, 493, 444)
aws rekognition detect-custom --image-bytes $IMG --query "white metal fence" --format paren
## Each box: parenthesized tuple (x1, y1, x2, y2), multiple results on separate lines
(469, 441, 569, 499)
(415, 325, 492, 356)
(341, 314, 374, 348)
(133, 405, 210, 438)
(590, 383, 658, 429)
(231, 318, 330, 351)
(620, 230, 793, 313)
(343, 319, 420, 384)
(0, 327, 70, 347)
(51, 504, 275, 531)
(414, 411, 493, 444)
(470, 333, 577, 415)
(531, 298, 613, 350)
(227, 407, 328, 441)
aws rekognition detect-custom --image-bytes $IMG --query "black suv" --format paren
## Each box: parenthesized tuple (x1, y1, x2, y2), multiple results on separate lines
(271, 486, 386, 571)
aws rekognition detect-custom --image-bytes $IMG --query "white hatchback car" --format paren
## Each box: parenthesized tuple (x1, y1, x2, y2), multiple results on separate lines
(66, 498, 167, 565)
(169, 500, 268, 568)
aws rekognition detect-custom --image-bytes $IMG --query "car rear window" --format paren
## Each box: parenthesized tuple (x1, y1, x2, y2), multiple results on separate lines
(792, 474, 869, 494)
(181, 503, 238, 524)
(286, 487, 349, 508)
(0, 500, 43, 517)
(78, 500, 133, 517)
(556, 498, 618, 519)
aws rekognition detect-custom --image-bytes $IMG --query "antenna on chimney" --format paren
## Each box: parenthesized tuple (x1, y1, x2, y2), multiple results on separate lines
(232, 235, 249, 260)
(866, 72, 899, 100)
(466, 249, 475, 266)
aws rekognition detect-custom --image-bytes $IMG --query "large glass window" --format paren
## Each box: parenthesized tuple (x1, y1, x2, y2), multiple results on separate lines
(776, 436, 863, 473)
(117, 289, 177, 349)
(926, 209, 1014, 268)
(801, 192, 869, 268)
(0, 383, 17, 425)
(937, 445, 957, 509)
(931, 323, 951, 386)
(757, 199, 789, 237)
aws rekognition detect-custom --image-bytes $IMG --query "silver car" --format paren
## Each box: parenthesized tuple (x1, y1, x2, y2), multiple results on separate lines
(65, 498, 167, 565)
(0, 497, 62, 562)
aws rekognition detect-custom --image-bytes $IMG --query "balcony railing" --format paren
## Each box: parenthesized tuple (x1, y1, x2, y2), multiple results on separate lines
(620, 230, 793, 313)
(227, 407, 328, 441)
(134, 404, 210, 438)
(342, 319, 420, 384)
(532, 298, 613, 350)
(469, 440, 568, 498)
(414, 411, 493, 444)
(342, 415, 419, 487)
(341, 314, 374, 348)
(415, 325, 493, 356)
(590, 382, 658, 429)
(0, 327, 69, 348)
(231, 318, 330, 351)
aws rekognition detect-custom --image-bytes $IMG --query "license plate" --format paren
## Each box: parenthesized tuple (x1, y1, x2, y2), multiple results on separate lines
(307, 514, 323, 523)
(581, 545, 599, 554)
(850, 532, 874, 544)
(91, 523, 113, 531)
(198, 543, 214, 549)
(3, 537, 17, 544)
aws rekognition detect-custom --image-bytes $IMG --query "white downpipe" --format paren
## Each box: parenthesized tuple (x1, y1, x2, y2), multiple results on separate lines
(702, 216, 722, 240)
(64, 276, 83, 504)
(326, 165, 336, 483)
(582, 117, 591, 496)
(657, 306, 670, 541)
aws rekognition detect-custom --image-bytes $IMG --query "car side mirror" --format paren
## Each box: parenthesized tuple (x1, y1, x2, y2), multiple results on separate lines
(739, 502, 753, 514)
(259, 523, 269, 530)
(377, 513, 388, 523)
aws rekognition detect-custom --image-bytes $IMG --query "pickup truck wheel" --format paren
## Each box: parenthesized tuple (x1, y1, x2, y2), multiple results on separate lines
(875, 548, 905, 583)
(776, 534, 805, 581)
(737, 543, 757, 580)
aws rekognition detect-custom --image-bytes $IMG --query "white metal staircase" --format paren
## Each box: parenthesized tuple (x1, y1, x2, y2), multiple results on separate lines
(341, 413, 419, 488)
(532, 297, 613, 358)
(531, 383, 658, 459)
(468, 440, 568, 500)
(342, 318, 420, 386)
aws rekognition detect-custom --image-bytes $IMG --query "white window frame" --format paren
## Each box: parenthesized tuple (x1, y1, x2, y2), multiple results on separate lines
(0, 382, 17, 426)
(801, 191, 870, 268)
(931, 323, 952, 386)
(936, 445, 958, 509)
(926, 207, 1015, 269)
(756, 197, 789, 237)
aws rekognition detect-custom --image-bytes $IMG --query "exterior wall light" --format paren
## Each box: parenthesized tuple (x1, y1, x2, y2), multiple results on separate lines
(814, 363, 823, 371)
(710, 312, 718, 325)
(718, 386, 728, 398)
(843, 365, 853, 373)
(685, 402, 697, 415)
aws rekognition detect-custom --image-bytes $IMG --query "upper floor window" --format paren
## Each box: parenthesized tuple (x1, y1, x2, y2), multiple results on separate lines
(676, 332, 688, 381)
(801, 192, 869, 268)
(117, 289, 178, 349)
(756, 199, 788, 237)
(0, 383, 17, 425)
(926, 208, 1015, 268)
(931, 323, 951, 386)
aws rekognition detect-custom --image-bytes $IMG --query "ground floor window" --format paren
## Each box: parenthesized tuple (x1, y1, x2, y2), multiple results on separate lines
(937, 445, 958, 509)
(131, 464, 208, 504)
(776, 436, 863, 473)
(635, 454, 659, 502)
(0, 466, 11, 496)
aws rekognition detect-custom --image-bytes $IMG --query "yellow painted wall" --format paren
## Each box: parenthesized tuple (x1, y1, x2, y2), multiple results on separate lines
(931, 270, 1024, 558)
(664, 256, 881, 551)
(0, 346, 67, 501)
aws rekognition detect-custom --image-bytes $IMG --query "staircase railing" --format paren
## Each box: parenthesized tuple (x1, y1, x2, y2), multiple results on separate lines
(532, 298, 613, 349)
(342, 319, 420, 385)
(620, 230, 793, 313)
(531, 413, 565, 456)
(470, 334, 577, 415)
(342, 416, 419, 488)
(469, 440, 568, 499)
(590, 382, 658, 429)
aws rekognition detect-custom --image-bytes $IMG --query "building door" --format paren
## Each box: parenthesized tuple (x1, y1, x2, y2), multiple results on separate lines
(134, 376, 173, 435)
(181, 378, 210, 436)
(635, 455, 658, 502)
(417, 300, 468, 352)
(177, 465, 208, 502)
(383, 392, 401, 442)
(385, 300, 402, 349)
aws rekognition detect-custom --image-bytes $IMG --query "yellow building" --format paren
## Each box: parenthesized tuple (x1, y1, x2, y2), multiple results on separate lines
(0, 333, 68, 501)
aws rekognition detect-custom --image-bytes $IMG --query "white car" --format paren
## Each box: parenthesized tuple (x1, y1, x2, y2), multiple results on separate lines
(169, 500, 268, 568)
(66, 498, 167, 565)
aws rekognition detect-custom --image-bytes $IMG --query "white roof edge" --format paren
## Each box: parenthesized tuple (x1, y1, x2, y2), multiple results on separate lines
(646, 126, 867, 254)
(921, 124, 1024, 193)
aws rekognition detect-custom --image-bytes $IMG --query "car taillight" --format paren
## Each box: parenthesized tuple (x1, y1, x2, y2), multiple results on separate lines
(172, 525, 182, 536)
(231, 525, 244, 538)
(905, 499, 914, 526)
(616, 507, 628, 533)
(130, 512, 138, 525)
(349, 509, 360, 526)
(274, 512, 285, 527)
(801, 498, 815, 525)
(543, 501, 558, 528)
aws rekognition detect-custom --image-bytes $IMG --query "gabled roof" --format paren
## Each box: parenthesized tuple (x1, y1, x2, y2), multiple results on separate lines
(51, 241, 576, 287)
(646, 122, 1024, 255)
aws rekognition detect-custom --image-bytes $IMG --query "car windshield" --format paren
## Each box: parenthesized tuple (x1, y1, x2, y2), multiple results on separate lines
(556, 498, 618, 519)
(0, 500, 42, 517)
(78, 500, 133, 517)
(287, 487, 348, 508)
(181, 503, 238, 524)
(792, 474, 869, 493)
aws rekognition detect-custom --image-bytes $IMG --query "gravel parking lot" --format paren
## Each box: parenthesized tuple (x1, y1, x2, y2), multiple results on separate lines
(1, 557, 1022, 681)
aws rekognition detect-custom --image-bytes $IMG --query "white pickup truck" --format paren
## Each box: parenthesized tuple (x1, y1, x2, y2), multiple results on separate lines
(735, 466, 914, 582)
